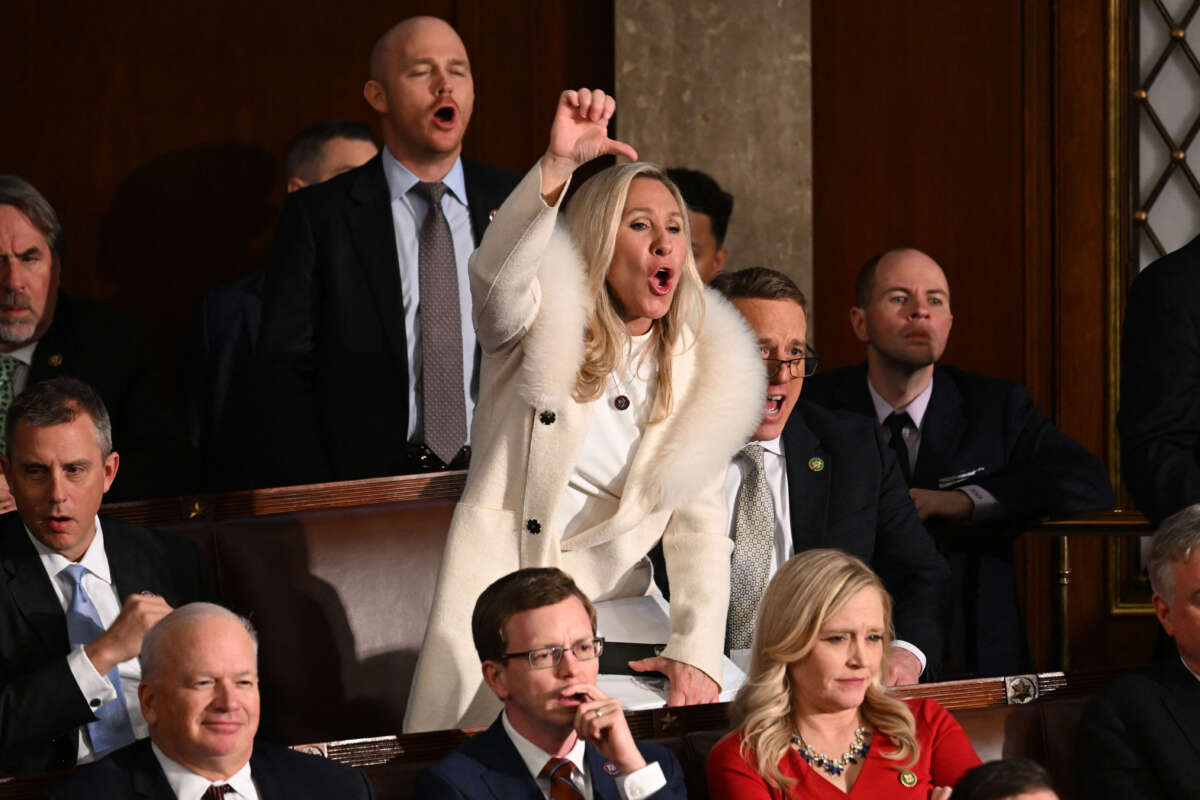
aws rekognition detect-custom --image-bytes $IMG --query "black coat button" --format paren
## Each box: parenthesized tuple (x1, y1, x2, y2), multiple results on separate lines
(539, 410, 556, 425)
(89, 698, 101, 708)
(525, 519, 541, 534)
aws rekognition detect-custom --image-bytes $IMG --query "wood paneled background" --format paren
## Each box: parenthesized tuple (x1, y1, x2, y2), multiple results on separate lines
(0, 1, 1155, 673)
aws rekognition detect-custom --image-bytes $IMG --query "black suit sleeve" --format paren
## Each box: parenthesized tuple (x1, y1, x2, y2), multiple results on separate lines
(0, 656, 92, 773)
(1118, 257, 1200, 526)
(867, 426, 949, 675)
(256, 192, 335, 487)
(1077, 690, 1171, 800)
(648, 744, 687, 799)
(973, 381, 1114, 521)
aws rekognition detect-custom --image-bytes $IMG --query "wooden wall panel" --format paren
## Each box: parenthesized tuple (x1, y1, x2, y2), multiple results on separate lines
(812, 1, 1158, 675)
(0, 0, 612, 390)
(810, 2, 1027, 382)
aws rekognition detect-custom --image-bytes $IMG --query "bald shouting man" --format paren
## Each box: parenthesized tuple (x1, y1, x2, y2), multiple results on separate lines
(257, 16, 520, 487)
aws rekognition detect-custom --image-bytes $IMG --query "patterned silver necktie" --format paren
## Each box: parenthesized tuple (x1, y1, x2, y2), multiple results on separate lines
(411, 181, 467, 465)
(726, 443, 776, 651)
(0, 354, 20, 454)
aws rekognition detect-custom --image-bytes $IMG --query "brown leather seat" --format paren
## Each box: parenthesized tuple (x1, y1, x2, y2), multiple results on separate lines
(209, 499, 455, 743)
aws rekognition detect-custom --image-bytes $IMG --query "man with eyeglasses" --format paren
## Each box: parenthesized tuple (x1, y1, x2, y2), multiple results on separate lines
(661, 267, 948, 686)
(414, 567, 685, 800)
(802, 248, 1114, 677)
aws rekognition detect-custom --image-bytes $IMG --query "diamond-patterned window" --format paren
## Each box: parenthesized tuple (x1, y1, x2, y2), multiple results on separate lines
(1132, 0, 1200, 270)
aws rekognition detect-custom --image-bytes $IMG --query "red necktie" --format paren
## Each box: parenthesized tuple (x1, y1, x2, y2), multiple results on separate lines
(539, 756, 585, 800)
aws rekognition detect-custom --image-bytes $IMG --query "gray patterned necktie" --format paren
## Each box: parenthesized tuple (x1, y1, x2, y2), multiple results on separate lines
(0, 354, 20, 454)
(411, 181, 467, 465)
(726, 443, 776, 651)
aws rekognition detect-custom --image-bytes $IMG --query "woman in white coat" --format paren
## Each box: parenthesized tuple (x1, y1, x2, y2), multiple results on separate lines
(405, 89, 765, 732)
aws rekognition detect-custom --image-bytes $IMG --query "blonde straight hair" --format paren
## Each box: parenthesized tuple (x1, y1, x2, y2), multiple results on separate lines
(563, 163, 705, 422)
(730, 549, 920, 792)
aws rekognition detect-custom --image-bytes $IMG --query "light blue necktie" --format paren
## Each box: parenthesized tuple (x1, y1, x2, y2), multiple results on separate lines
(59, 563, 135, 757)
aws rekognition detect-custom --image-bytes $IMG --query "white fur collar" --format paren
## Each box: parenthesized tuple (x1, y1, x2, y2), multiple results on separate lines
(518, 224, 765, 510)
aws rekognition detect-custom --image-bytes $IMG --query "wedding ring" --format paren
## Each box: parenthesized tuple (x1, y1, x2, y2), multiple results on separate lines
(595, 709, 604, 719)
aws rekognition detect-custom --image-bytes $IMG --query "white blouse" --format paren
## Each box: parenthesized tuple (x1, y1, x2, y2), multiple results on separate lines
(555, 331, 659, 540)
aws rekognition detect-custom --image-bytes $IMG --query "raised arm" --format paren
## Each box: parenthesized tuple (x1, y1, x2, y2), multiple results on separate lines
(470, 89, 637, 352)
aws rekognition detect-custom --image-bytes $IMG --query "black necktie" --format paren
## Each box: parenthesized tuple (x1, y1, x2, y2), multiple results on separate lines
(884, 411, 913, 484)
(202, 784, 234, 799)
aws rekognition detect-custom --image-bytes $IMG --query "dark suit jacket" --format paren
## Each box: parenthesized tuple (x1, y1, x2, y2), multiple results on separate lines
(413, 715, 686, 800)
(802, 364, 1114, 675)
(1119, 233, 1200, 527)
(29, 292, 180, 501)
(183, 269, 264, 492)
(256, 154, 520, 487)
(0, 513, 215, 774)
(38, 738, 375, 799)
(782, 400, 950, 676)
(1076, 651, 1200, 799)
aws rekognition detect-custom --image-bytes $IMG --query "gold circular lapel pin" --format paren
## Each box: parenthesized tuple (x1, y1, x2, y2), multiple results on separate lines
(808, 456, 824, 472)
(48, 353, 63, 367)
(899, 770, 918, 787)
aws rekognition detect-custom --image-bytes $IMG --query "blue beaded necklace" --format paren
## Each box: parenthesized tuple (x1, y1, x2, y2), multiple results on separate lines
(791, 727, 871, 777)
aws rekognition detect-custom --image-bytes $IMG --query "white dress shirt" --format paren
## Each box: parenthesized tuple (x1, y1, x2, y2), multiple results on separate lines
(27, 517, 148, 763)
(724, 437, 926, 673)
(152, 742, 259, 800)
(865, 377, 1001, 521)
(381, 147, 478, 446)
(501, 711, 665, 800)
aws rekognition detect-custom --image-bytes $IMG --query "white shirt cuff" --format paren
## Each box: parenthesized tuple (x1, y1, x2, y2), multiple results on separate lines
(614, 760, 666, 800)
(67, 645, 118, 711)
(960, 484, 1003, 523)
(890, 640, 927, 674)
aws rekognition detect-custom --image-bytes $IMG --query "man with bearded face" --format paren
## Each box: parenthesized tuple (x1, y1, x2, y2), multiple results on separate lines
(0, 176, 170, 502)
(803, 248, 1114, 677)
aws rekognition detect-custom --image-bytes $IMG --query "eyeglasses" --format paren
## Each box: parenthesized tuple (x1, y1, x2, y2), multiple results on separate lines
(500, 637, 606, 670)
(764, 347, 820, 380)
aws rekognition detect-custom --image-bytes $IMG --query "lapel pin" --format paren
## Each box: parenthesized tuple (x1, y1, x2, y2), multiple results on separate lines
(602, 761, 620, 775)
(808, 457, 824, 472)
(48, 354, 63, 367)
(489, 208, 498, 221)
(899, 770, 918, 787)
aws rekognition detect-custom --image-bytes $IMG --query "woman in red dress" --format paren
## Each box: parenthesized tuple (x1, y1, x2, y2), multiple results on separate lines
(707, 549, 980, 798)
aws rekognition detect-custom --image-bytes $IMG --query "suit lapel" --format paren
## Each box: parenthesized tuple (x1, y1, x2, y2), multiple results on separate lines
(130, 740, 175, 799)
(103, 519, 166, 602)
(29, 291, 71, 384)
(584, 743, 622, 800)
(912, 367, 966, 489)
(0, 513, 68, 653)
(1163, 656, 1200, 761)
(469, 720, 545, 800)
(782, 414, 832, 550)
(346, 156, 409, 371)
(463, 159, 494, 247)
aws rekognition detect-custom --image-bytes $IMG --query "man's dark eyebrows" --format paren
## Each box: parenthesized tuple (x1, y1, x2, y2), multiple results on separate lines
(16, 246, 42, 259)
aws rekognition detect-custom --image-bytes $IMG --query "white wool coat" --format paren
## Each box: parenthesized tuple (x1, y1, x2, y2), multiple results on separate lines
(403, 165, 765, 732)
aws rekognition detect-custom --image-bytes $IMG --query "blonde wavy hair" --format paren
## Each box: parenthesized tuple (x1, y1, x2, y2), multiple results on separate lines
(730, 549, 919, 792)
(563, 163, 706, 422)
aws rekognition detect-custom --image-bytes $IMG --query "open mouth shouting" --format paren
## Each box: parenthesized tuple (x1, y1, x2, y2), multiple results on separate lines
(763, 391, 787, 420)
(432, 103, 458, 129)
(650, 265, 675, 296)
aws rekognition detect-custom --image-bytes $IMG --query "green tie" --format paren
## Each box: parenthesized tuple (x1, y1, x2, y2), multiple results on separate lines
(0, 356, 21, 454)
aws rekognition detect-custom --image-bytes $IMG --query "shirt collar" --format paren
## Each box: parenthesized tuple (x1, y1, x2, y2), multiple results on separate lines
(752, 435, 784, 458)
(502, 710, 587, 786)
(27, 515, 111, 586)
(5, 341, 36, 367)
(1182, 654, 1200, 683)
(866, 375, 934, 429)
(152, 742, 257, 800)
(381, 146, 467, 206)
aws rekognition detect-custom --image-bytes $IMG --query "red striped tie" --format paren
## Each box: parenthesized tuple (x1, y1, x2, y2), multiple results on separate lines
(539, 756, 585, 800)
